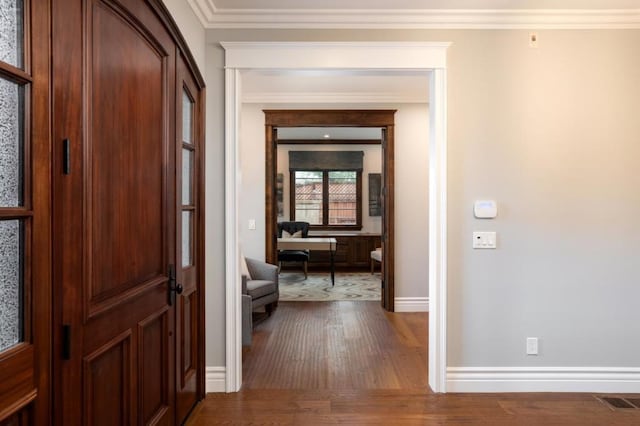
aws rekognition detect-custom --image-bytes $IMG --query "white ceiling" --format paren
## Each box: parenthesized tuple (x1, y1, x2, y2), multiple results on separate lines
(191, 0, 640, 29)
(213, 0, 640, 10)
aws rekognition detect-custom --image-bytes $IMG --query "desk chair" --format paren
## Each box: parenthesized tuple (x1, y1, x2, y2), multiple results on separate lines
(277, 221, 310, 278)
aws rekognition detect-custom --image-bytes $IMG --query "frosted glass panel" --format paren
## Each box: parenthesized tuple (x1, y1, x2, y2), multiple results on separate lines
(182, 149, 192, 206)
(0, 0, 23, 68)
(0, 76, 23, 207)
(182, 211, 192, 267)
(182, 90, 193, 144)
(0, 220, 23, 352)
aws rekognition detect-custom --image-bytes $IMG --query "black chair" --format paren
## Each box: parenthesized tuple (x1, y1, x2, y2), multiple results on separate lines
(277, 221, 311, 278)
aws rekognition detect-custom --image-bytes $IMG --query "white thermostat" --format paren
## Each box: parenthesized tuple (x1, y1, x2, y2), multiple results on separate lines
(474, 200, 497, 219)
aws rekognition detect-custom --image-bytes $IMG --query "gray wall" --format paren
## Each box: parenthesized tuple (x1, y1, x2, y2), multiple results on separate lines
(165, 0, 640, 370)
(201, 28, 640, 369)
(162, 0, 205, 70)
(203, 46, 227, 366)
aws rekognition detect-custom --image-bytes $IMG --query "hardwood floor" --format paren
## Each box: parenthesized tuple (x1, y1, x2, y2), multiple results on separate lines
(243, 301, 427, 390)
(187, 301, 640, 425)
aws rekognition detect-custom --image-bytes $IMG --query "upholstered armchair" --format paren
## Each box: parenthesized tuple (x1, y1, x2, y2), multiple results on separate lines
(370, 247, 382, 274)
(241, 257, 279, 346)
(277, 221, 311, 278)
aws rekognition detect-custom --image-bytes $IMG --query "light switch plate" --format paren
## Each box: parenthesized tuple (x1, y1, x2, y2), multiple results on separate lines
(473, 231, 497, 249)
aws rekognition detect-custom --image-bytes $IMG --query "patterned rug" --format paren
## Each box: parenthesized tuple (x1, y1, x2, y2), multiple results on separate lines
(279, 272, 381, 301)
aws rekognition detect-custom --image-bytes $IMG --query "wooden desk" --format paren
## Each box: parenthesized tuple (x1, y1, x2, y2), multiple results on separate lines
(277, 237, 338, 285)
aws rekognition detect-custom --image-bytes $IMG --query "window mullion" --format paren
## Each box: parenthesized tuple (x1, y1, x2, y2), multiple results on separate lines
(322, 171, 329, 226)
(289, 171, 296, 220)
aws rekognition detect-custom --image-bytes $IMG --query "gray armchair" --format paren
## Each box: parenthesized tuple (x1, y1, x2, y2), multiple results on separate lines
(242, 257, 279, 346)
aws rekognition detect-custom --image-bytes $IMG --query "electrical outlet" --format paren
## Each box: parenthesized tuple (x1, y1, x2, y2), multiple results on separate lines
(526, 337, 538, 355)
(248, 219, 256, 230)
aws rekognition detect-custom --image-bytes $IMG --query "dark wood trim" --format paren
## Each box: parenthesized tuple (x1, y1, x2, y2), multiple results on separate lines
(196, 87, 206, 403)
(277, 139, 381, 145)
(0, 390, 36, 424)
(0, 63, 33, 84)
(264, 110, 396, 127)
(382, 126, 395, 312)
(264, 110, 395, 311)
(176, 51, 206, 418)
(356, 171, 363, 231)
(31, 0, 52, 421)
(287, 171, 295, 223)
(0, 0, 51, 422)
(0, 210, 34, 219)
(265, 126, 277, 264)
(322, 172, 329, 226)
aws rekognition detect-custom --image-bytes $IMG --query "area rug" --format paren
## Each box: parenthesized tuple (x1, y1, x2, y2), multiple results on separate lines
(279, 272, 381, 301)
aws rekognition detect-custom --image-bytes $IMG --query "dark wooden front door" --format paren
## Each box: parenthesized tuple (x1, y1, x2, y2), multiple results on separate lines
(53, 0, 180, 423)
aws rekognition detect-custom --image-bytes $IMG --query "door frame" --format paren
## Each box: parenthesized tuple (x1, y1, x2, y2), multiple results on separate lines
(221, 41, 449, 393)
(263, 110, 396, 311)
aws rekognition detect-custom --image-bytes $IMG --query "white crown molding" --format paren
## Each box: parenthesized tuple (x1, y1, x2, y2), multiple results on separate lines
(447, 367, 640, 393)
(205, 366, 227, 393)
(190, 5, 640, 29)
(187, 0, 216, 25)
(242, 92, 428, 104)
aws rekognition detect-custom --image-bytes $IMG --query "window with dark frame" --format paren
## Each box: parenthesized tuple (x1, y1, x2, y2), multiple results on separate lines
(291, 170, 362, 230)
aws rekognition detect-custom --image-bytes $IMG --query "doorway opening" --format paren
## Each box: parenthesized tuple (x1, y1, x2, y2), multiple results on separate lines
(264, 110, 396, 310)
(222, 42, 449, 393)
(271, 126, 384, 303)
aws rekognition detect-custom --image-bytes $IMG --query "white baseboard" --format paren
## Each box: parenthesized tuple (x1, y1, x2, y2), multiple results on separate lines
(447, 367, 640, 393)
(394, 297, 429, 312)
(206, 366, 227, 393)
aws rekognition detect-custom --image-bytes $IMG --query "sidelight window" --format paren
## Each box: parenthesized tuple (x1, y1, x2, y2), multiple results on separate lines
(0, 0, 27, 353)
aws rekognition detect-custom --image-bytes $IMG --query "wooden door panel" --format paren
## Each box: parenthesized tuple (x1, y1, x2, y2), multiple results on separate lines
(0, 411, 28, 426)
(83, 331, 132, 426)
(54, 0, 176, 423)
(53, 0, 204, 422)
(0, 346, 35, 421)
(89, 0, 167, 308)
(138, 308, 170, 425)
(180, 290, 198, 379)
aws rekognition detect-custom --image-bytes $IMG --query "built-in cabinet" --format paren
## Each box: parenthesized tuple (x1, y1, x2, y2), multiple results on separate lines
(305, 234, 381, 270)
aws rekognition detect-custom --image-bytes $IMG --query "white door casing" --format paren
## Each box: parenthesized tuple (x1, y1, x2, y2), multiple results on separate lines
(221, 41, 449, 392)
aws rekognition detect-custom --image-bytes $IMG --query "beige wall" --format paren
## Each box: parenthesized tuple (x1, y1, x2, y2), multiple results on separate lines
(201, 28, 640, 369)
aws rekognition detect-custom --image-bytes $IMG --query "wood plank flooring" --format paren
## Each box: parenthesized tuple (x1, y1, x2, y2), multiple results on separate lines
(187, 301, 640, 425)
(243, 301, 427, 390)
